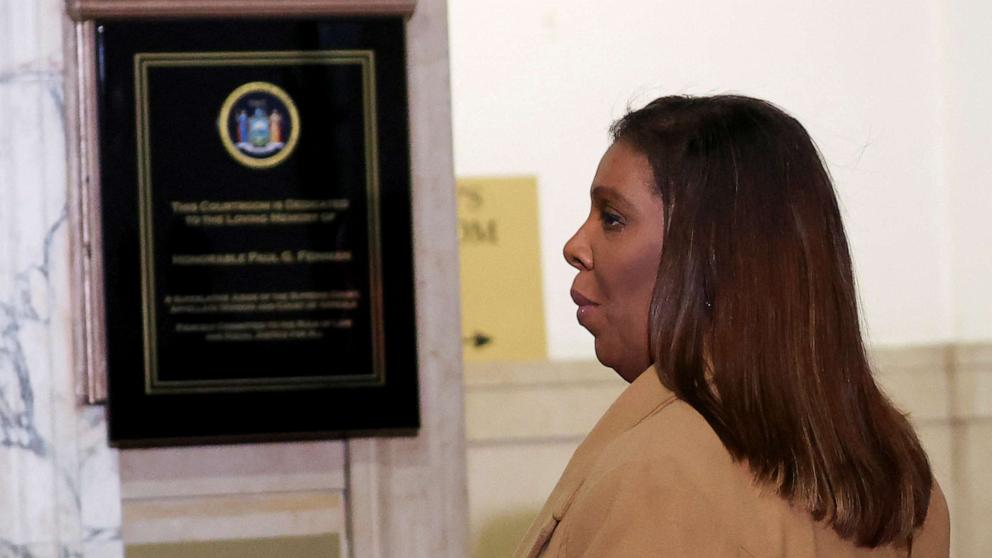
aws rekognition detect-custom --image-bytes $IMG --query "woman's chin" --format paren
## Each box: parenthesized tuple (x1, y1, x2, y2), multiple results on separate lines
(592, 345, 627, 382)
(594, 341, 647, 383)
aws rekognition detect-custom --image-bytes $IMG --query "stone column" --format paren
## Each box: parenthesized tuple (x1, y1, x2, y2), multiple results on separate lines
(0, 0, 123, 555)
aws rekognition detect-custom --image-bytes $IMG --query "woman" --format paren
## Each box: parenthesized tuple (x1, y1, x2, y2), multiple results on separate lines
(514, 95, 950, 557)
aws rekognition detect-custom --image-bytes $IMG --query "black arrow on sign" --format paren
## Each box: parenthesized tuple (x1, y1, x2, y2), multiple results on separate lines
(462, 332, 492, 348)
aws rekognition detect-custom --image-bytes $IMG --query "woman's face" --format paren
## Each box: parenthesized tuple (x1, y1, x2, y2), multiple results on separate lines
(564, 141, 665, 382)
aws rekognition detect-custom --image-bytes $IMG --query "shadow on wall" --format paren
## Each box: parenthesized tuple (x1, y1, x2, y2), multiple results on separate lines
(473, 510, 540, 558)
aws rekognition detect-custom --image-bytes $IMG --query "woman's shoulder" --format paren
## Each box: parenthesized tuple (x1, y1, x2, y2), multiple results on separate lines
(562, 398, 768, 555)
(912, 480, 950, 557)
(601, 392, 739, 475)
(583, 395, 947, 557)
(582, 395, 760, 525)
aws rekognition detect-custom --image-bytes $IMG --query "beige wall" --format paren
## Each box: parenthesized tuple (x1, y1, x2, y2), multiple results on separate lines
(449, 3, 990, 556)
(943, 0, 992, 342)
(449, 0, 963, 356)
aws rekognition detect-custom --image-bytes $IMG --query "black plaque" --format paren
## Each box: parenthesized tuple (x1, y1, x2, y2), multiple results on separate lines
(97, 18, 418, 446)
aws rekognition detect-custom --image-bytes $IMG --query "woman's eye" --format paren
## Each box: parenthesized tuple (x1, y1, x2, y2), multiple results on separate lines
(600, 210, 624, 230)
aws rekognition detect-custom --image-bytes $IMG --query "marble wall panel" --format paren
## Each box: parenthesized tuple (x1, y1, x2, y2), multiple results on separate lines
(119, 441, 346, 500)
(1, 0, 122, 555)
(2, 0, 470, 556)
(122, 490, 345, 545)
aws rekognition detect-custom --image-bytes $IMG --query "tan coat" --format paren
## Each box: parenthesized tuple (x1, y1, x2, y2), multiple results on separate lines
(514, 368, 950, 558)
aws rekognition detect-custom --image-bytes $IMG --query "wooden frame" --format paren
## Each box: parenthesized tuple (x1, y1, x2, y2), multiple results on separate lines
(67, 0, 415, 20)
(87, 18, 419, 444)
(65, 1, 417, 405)
(66, 20, 108, 403)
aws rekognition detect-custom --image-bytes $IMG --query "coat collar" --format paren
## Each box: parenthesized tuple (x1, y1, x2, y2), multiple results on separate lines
(514, 365, 677, 557)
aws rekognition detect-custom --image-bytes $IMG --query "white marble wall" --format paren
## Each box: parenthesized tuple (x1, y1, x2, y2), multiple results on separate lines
(3, 2, 467, 557)
(0, 0, 123, 556)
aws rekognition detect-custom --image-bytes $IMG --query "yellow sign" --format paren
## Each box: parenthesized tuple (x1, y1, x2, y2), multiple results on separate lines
(457, 176, 547, 361)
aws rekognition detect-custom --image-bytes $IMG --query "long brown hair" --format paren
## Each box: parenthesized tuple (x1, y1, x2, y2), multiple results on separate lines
(611, 95, 932, 548)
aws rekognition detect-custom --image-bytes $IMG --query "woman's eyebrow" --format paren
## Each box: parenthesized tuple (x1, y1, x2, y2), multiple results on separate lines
(591, 185, 635, 212)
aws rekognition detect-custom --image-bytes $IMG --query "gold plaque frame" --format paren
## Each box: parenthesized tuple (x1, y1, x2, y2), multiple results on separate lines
(131, 50, 386, 394)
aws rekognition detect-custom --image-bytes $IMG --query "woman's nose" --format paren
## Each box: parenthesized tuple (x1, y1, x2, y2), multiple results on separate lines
(563, 224, 593, 271)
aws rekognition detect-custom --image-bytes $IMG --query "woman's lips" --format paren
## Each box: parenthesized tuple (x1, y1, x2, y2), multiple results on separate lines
(571, 288, 598, 327)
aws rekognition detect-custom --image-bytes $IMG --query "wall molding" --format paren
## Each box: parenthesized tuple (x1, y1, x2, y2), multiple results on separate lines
(66, 0, 415, 20)
(463, 342, 992, 444)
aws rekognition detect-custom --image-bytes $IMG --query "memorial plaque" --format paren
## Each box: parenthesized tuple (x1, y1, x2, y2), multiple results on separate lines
(96, 18, 418, 446)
